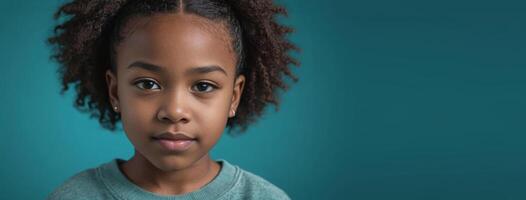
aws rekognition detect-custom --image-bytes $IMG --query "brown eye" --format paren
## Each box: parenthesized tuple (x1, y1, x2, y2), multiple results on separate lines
(135, 79, 161, 90)
(192, 82, 217, 93)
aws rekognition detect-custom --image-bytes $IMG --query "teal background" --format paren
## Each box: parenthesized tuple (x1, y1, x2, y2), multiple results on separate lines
(1, 0, 525, 199)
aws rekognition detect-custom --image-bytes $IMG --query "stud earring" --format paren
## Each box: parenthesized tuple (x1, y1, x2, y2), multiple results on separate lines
(231, 109, 236, 117)
(114, 106, 118, 112)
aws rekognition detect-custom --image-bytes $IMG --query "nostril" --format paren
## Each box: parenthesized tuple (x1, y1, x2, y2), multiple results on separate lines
(159, 116, 172, 123)
(156, 108, 190, 123)
(160, 116, 189, 124)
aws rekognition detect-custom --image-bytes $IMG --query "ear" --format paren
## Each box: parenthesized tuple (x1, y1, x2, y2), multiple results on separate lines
(229, 74, 245, 118)
(105, 69, 119, 110)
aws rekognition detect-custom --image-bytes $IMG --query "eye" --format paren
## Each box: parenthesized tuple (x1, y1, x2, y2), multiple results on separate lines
(192, 82, 217, 93)
(134, 79, 161, 90)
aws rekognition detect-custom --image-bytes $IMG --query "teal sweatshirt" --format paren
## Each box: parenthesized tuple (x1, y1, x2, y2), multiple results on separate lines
(47, 159, 290, 200)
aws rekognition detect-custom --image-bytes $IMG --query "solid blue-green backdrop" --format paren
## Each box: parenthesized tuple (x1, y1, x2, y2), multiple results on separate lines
(1, 0, 525, 199)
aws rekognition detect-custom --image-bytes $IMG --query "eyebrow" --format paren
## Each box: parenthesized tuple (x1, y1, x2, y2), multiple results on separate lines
(127, 61, 228, 76)
(128, 61, 163, 73)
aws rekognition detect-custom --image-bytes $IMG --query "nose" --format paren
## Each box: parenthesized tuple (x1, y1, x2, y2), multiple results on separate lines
(156, 87, 190, 124)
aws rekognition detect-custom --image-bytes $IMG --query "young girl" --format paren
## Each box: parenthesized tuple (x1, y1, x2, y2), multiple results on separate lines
(46, 0, 299, 199)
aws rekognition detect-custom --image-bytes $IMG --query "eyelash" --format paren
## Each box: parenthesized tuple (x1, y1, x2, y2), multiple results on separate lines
(133, 79, 218, 93)
(134, 79, 161, 91)
(192, 81, 218, 93)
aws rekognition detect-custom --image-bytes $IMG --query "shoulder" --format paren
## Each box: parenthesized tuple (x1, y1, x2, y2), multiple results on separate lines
(226, 163, 291, 200)
(46, 164, 110, 200)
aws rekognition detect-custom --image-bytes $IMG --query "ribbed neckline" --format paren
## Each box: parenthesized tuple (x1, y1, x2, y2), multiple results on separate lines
(97, 158, 239, 200)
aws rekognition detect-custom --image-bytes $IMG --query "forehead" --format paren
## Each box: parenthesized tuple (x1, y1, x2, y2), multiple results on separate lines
(115, 13, 236, 75)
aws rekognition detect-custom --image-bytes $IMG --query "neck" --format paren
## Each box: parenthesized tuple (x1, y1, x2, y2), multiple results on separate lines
(120, 149, 221, 195)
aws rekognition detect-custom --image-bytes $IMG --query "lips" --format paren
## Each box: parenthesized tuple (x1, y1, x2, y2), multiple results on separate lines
(152, 132, 196, 141)
(152, 132, 196, 152)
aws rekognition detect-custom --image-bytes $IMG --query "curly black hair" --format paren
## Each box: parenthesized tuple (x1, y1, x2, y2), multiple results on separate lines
(48, 0, 300, 134)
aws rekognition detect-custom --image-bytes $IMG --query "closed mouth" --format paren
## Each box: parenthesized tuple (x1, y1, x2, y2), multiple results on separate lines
(151, 132, 196, 152)
(151, 132, 196, 141)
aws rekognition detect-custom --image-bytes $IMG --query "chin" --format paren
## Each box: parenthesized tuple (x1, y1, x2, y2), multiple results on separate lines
(148, 154, 199, 171)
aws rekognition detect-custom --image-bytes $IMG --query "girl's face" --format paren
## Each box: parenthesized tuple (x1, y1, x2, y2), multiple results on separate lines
(105, 13, 245, 171)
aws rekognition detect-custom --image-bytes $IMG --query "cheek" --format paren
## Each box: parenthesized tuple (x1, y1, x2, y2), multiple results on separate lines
(119, 93, 156, 138)
(196, 98, 229, 124)
(194, 94, 231, 140)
